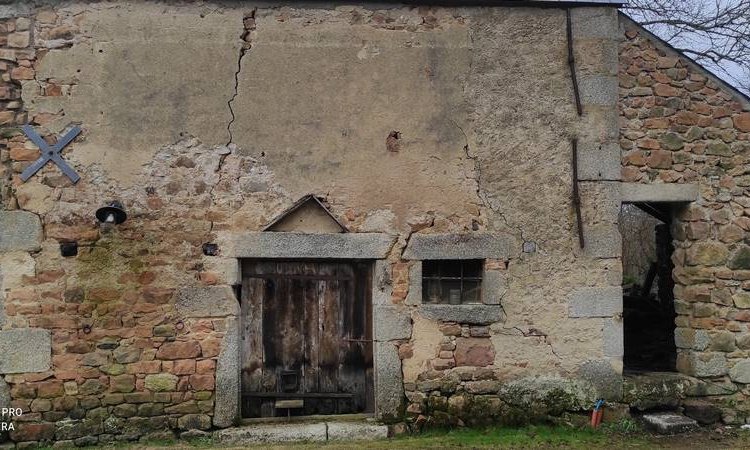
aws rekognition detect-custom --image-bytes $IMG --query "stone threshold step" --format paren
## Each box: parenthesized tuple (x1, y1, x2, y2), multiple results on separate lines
(641, 412, 698, 435)
(215, 420, 389, 444)
(240, 412, 373, 425)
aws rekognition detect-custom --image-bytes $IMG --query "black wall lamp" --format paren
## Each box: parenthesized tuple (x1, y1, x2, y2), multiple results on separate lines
(95, 201, 127, 225)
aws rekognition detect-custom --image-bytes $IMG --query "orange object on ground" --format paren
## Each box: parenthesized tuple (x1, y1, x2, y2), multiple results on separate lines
(591, 399, 605, 428)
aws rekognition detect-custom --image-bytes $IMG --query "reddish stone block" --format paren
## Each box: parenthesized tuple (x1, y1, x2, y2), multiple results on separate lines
(623, 150, 646, 166)
(636, 138, 660, 150)
(647, 150, 672, 169)
(432, 358, 455, 370)
(9, 147, 39, 161)
(392, 285, 408, 301)
(146, 196, 164, 209)
(32, 315, 78, 329)
(454, 338, 495, 367)
(653, 83, 680, 97)
(110, 374, 135, 393)
(735, 112, 750, 132)
(44, 83, 62, 96)
(131, 303, 159, 314)
(200, 339, 221, 358)
(198, 272, 219, 285)
(172, 359, 196, 375)
(731, 311, 750, 322)
(189, 374, 215, 391)
(620, 166, 642, 182)
(10, 400, 31, 412)
(675, 110, 699, 125)
(643, 118, 668, 129)
(36, 381, 65, 398)
(10, 66, 34, 80)
(126, 360, 161, 374)
(87, 287, 120, 303)
(192, 319, 214, 332)
(156, 341, 201, 360)
(52, 396, 77, 411)
(143, 287, 174, 304)
(10, 384, 36, 398)
(23, 373, 54, 383)
(66, 341, 93, 354)
(398, 343, 414, 360)
(138, 271, 157, 285)
(196, 359, 215, 374)
(690, 317, 727, 328)
(32, 112, 59, 125)
(438, 323, 461, 336)
(0, 85, 14, 99)
(10, 422, 55, 442)
(99, 316, 123, 329)
(484, 259, 506, 270)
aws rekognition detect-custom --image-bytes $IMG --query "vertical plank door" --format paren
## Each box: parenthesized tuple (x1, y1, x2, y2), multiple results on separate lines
(240, 260, 372, 418)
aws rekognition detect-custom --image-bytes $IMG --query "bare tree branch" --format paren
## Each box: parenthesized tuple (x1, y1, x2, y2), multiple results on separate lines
(623, 0, 750, 95)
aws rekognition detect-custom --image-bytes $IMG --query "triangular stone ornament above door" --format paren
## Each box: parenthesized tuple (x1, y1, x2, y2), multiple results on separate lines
(262, 194, 348, 233)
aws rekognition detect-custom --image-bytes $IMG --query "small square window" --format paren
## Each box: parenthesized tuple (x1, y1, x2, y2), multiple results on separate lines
(422, 260, 483, 304)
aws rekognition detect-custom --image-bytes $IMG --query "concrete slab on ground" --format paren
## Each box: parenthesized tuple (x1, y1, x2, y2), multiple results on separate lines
(327, 422, 389, 441)
(642, 412, 698, 434)
(215, 420, 389, 444)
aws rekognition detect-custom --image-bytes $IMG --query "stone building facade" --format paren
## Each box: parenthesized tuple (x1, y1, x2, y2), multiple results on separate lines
(0, 0, 746, 446)
(619, 17, 750, 423)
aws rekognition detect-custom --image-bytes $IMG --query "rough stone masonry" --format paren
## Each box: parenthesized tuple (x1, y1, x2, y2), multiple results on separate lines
(619, 16, 750, 424)
(0, 0, 744, 446)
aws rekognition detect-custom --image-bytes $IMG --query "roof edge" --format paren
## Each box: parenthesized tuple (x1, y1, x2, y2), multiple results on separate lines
(619, 12, 750, 108)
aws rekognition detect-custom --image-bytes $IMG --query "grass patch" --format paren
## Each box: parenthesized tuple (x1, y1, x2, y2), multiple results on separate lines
(388, 424, 651, 449)
(600, 418, 643, 435)
(136, 439, 178, 447)
(32, 422, 750, 450)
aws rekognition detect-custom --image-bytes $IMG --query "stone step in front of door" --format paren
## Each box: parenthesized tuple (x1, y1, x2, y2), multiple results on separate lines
(215, 420, 389, 444)
(641, 412, 698, 434)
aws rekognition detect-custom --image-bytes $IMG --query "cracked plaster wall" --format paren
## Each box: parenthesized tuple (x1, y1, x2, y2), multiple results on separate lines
(0, 0, 623, 440)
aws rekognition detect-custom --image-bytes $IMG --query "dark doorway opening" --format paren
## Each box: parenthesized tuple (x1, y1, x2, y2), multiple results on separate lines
(239, 260, 374, 418)
(620, 203, 677, 372)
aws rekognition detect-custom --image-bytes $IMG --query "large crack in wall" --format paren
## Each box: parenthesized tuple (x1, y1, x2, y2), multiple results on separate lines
(226, 9, 255, 147)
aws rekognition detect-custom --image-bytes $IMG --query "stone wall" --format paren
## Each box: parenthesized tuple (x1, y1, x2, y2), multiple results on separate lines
(389, 6, 624, 427)
(619, 17, 750, 423)
(0, 1, 622, 445)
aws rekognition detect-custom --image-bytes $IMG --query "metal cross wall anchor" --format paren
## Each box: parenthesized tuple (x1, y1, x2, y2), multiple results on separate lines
(20, 124, 82, 183)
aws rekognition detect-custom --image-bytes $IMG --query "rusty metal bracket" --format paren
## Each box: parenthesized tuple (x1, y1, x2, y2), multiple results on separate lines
(572, 138, 585, 249)
(566, 9, 582, 116)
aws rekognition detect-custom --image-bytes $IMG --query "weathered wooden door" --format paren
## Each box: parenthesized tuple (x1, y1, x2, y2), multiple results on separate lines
(240, 260, 373, 418)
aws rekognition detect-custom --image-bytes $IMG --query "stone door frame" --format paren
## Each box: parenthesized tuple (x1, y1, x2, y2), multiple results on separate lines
(214, 231, 398, 426)
(620, 182, 699, 375)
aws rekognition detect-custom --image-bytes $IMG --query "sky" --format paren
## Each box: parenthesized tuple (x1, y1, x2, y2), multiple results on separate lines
(622, 0, 749, 95)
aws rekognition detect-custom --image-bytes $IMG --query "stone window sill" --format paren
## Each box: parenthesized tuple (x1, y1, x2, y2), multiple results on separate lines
(419, 304, 505, 325)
